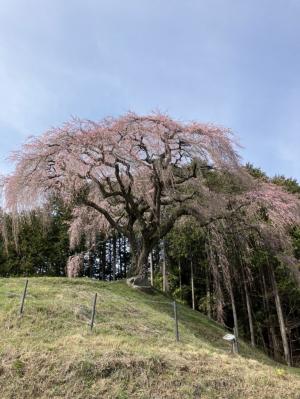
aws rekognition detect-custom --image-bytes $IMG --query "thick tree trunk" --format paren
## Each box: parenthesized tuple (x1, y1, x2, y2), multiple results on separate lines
(127, 240, 153, 288)
(269, 263, 291, 366)
(131, 241, 151, 278)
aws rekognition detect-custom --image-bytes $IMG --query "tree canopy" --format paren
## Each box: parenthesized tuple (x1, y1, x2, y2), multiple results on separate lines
(2, 113, 300, 278)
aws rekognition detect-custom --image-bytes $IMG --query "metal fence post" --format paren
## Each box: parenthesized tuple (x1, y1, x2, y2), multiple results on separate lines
(90, 293, 97, 331)
(19, 279, 29, 315)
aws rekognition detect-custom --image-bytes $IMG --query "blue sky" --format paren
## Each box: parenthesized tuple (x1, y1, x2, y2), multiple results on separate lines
(0, 0, 299, 180)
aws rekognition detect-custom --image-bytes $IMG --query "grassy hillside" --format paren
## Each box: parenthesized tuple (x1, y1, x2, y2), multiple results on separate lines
(0, 278, 299, 399)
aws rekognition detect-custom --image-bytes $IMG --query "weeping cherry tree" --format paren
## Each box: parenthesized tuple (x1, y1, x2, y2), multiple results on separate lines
(3, 113, 248, 278)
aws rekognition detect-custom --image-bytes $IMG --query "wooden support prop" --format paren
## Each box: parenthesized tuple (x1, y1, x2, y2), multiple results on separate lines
(191, 260, 195, 310)
(90, 293, 97, 331)
(162, 247, 167, 292)
(149, 252, 154, 287)
(173, 301, 179, 342)
(233, 327, 239, 354)
(19, 279, 29, 315)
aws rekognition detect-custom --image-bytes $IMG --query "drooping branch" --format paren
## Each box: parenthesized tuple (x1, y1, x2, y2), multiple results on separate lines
(83, 199, 126, 235)
(4, 112, 300, 276)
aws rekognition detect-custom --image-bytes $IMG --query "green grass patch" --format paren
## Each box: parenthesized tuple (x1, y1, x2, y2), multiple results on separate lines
(0, 277, 299, 398)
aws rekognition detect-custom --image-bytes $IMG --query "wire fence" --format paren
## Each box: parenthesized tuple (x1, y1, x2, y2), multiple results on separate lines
(0, 279, 237, 352)
(1, 279, 180, 337)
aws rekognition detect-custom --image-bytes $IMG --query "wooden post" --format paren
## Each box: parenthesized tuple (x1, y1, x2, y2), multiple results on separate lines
(150, 252, 154, 286)
(173, 301, 179, 342)
(19, 279, 29, 315)
(179, 261, 182, 300)
(90, 293, 97, 331)
(112, 235, 117, 281)
(233, 327, 239, 354)
(206, 268, 211, 319)
(162, 241, 167, 292)
(191, 260, 195, 310)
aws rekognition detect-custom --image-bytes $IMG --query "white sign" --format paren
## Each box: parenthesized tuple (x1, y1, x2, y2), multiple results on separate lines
(223, 333, 236, 342)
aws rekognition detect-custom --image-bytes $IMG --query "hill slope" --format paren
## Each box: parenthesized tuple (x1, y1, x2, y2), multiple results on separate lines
(0, 277, 299, 399)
